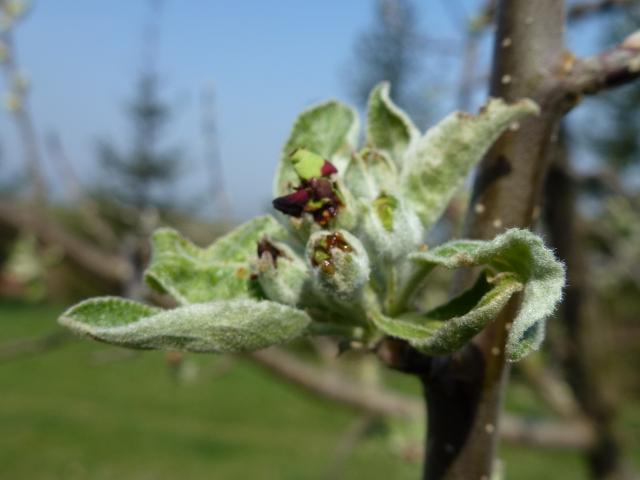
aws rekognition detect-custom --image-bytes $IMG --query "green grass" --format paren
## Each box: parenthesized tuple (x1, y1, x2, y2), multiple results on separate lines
(0, 301, 635, 479)
(0, 301, 419, 480)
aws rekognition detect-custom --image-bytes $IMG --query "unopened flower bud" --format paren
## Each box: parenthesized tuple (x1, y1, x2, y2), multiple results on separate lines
(361, 194, 423, 262)
(254, 238, 308, 306)
(306, 230, 370, 301)
(272, 149, 344, 226)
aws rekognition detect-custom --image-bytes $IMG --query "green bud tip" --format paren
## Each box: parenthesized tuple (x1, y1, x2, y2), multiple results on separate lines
(372, 194, 398, 232)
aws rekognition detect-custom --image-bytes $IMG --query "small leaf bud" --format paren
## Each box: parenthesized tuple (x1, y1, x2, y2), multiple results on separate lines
(361, 194, 423, 262)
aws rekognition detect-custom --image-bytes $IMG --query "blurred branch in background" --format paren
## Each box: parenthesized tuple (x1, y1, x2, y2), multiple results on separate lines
(563, 32, 640, 97)
(545, 129, 637, 479)
(0, 201, 133, 284)
(0, 1, 46, 205)
(200, 84, 231, 220)
(45, 132, 119, 248)
(249, 348, 595, 450)
(569, 0, 638, 19)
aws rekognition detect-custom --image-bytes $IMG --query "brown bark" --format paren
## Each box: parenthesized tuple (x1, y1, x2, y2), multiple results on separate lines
(419, 3, 567, 478)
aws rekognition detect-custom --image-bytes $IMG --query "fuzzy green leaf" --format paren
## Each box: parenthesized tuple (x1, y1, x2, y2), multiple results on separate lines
(370, 273, 522, 355)
(144, 216, 285, 304)
(274, 101, 358, 196)
(401, 98, 539, 229)
(366, 82, 419, 167)
(59, 297, 311, 353)
(408, 228, 565, 360)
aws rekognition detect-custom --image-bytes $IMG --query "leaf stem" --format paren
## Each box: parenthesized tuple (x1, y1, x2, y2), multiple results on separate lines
(386, 263, 434, 317)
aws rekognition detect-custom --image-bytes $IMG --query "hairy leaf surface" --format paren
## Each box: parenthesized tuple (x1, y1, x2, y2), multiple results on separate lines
(366, 82, 419, 167)
(406, 228, 565, 360)
(371, 273, 522, 355)
(274, 101, 358, 196)
(401, 98, 539, 229)
(59, 297, 311, 353)
(144, 216, 284, 304)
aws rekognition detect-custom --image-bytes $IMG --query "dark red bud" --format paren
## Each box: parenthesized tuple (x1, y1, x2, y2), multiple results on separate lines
(272, 188, 310, 217)
(308, 177, 334, 200)
(320, 160, 338, 177)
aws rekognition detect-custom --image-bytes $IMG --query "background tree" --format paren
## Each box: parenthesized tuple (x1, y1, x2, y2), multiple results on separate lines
(347, 0, 430, 126)
(587, 3, 640, 174)
(98, 0, 181, 212)
(544, 6, 640, 477)
(99, 74, 179, 211)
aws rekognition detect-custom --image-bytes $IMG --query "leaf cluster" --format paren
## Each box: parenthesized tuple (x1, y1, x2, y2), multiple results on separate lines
(60, 83, 564, 362)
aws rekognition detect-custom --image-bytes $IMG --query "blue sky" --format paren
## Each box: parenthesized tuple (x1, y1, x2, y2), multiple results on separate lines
(0, 1, 611, 219)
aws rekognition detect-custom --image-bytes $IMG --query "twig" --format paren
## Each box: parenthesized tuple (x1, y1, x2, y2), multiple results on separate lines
(568, 0, 637, 20)
(45, 132, 119, 247)
(0, 201, 133, 283)
(248, 348, 594, 450)
(249, 348, 420, 419)
(563, 30, 640, 98)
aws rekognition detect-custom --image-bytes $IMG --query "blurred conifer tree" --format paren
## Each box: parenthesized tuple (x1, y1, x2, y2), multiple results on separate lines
(347, 0, 430, 126)
(98, 0, 181, 211)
